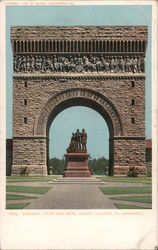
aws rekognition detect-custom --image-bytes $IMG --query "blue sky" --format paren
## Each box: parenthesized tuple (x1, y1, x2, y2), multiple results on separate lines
(6, 5, 152, 159)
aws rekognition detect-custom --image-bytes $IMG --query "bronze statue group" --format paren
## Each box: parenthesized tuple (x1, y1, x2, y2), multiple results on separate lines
(67, 129, 87, 153)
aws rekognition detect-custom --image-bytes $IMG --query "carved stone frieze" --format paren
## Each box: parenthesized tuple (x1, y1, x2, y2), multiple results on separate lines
(13, 54, 145, 74)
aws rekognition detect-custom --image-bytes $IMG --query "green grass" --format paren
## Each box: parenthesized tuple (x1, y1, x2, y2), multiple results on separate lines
(100, 187, 152, 195)
(110, 195, 152, 204)
(97, 176, 152, 184)
(114, 203, 151, 209)
(6, 203, 30, 209)
(6, 185, 51, 194)
(6, 176, 57, 183)
(6, 194, 37, 200)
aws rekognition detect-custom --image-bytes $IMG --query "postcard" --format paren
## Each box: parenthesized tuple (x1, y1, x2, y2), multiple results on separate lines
(0, 0, 157, 249)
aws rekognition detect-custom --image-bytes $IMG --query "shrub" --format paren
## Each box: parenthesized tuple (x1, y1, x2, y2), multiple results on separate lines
(20, 166, 30, 176)
(146, 162, 152, 177)
(127, 166, 138, 177)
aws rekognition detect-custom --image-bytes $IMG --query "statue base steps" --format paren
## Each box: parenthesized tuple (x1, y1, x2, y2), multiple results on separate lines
(52, 177, 102, 184)
(63, 153, 91, 178)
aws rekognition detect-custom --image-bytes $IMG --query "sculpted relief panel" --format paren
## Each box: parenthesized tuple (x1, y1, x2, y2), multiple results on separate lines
(14, 54, 145, 74)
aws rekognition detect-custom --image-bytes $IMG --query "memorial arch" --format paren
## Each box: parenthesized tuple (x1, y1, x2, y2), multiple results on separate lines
(11, 26, 148, 175)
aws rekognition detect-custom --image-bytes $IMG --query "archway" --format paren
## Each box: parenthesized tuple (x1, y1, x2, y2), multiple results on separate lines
(34, 87, 123, 176)
(48, 106, 110, 175)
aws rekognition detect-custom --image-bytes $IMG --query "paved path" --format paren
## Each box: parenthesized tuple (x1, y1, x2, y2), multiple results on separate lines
(25, 184, 116, 209)
(6, 177, 152, 209)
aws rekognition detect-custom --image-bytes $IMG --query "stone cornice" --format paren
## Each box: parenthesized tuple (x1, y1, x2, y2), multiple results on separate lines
(113, 136, 146, 140)
(13, 136, 47, 139)
(11, 26, 148, 41)
(13, 73, 145, 81)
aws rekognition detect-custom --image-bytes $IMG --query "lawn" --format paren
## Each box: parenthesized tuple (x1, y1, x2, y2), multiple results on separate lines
(114, 203, 150, 209)
(6, 194, 37, 200)
(97, 176, 152, 184)
(6, 203, 30, 209)
(100, 187, 152, 195)
(6, 185, 51, 194)
(110, 195, 152, 204)
(6, 176, 57, 183)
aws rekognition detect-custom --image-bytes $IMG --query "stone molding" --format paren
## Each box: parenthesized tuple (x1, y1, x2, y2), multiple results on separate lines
(13, 74, 145, 81)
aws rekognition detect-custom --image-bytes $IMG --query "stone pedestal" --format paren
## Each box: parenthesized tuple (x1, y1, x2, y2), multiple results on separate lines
(63, 153, 91, 177)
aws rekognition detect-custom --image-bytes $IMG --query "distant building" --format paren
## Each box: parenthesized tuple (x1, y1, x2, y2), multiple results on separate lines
(146, 139, 152, 162)
(6, 139, 13, 176)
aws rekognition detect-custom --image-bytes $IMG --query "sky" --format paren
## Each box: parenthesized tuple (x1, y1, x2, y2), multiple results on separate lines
(6, 5, 152, 159)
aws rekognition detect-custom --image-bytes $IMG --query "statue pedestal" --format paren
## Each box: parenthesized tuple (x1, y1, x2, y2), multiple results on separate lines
(63, 153, 91, 177)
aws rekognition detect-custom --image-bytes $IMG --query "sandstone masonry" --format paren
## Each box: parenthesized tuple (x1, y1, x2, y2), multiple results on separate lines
(11, 26, 148, 176)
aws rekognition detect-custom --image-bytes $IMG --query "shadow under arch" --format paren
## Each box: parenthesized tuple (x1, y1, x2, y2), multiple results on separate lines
(34, 87, 123, 176)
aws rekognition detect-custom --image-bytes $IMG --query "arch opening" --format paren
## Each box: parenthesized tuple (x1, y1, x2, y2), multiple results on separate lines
(49, 106, 110, 176)
(44, 98, 117, 176)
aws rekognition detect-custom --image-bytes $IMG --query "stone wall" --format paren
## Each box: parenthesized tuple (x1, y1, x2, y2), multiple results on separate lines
(12, 137, 47, 175)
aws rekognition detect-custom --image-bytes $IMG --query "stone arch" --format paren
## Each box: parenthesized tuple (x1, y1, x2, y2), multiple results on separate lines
(34, 87, 123, 137)
(34, 87, 123, 176)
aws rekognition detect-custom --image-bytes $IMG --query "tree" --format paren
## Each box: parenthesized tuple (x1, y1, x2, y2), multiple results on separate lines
(49, 157, 65, 175)
(89, 157, 109, 175)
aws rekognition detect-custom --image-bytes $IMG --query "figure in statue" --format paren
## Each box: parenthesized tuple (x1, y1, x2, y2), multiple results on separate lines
(81, 129, 87, 151)
(96, 57, 102, 72)
(53, 55, 62, 72)
(133, 56, 138, 73)
(69, 56, 76, 72)
(45, 56, 54, 72)
(113, 56, 119, 73)
(30, 55, 35, 72)
(110, 56, 115, 73)
(14, 55, 20, 72)
(119, 56, 125, 72)
(35, 56, 42, 71)
(100, 55, 108, 72)
(75, 55, 84, 73)
(89, 55, 97, 72)
(26, 56, 31, 72)
(138, 55, 145, 73)
(21, 56, 27, 72)
(75, 129, 81, 149)
(105, 56, 111, 72)
(67, 133, 76, 153)
(125, 56, 132, 72)
(83, 56, 90, 72)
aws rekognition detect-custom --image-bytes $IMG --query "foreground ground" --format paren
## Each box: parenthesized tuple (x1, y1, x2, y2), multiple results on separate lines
(6, 176, 152, 209)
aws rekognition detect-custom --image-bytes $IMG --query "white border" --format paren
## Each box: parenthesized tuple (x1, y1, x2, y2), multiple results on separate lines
(0, 1, 157, 249)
